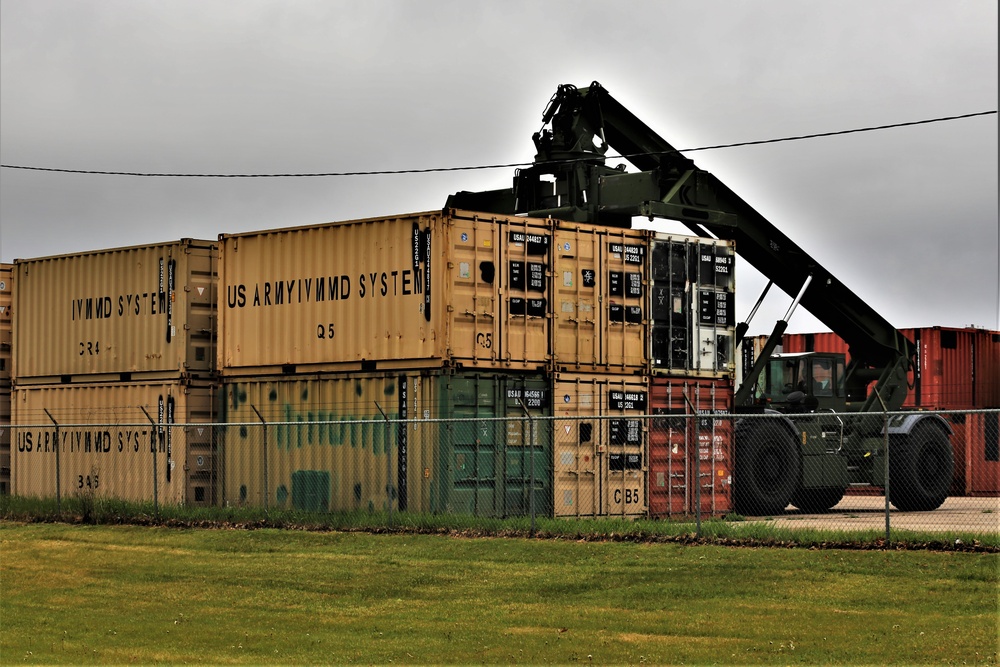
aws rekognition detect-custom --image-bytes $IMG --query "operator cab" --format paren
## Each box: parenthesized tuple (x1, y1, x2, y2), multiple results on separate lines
(759, 352, 846, 412)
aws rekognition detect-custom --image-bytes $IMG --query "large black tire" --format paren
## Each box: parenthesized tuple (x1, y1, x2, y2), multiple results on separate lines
(790, 486, 846, 513)
(888, 422, 954, 511)
(734, 422, 800, 516)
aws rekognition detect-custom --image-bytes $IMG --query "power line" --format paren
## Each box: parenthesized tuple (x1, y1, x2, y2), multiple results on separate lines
(1, 110, 995, 178)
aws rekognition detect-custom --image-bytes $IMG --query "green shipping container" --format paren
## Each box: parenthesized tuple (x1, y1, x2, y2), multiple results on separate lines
(219, 371, 551, 518)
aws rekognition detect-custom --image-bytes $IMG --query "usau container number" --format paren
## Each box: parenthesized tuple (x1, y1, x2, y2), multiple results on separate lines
(476, 332, 493, 349)
(79, 341, 100, 355)
(316, 323, 335, 339)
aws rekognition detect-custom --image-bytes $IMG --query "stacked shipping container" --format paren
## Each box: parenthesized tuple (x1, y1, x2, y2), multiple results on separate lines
(6, 208, 739, 519)
(219, 210, 733, 516)
(219, 371, 550, 517)
(9, 241, 219, 504)
(647, 234, 736, 516)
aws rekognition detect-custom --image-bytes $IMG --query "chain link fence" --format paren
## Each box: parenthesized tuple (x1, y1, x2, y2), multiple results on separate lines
(6, 409, 998, 539)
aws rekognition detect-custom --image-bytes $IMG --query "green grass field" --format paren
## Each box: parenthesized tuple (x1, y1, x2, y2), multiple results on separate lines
(1, 522, 997, 665)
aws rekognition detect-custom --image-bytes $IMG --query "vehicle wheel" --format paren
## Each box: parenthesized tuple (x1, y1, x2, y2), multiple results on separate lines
(888, 422, 954, 511)
(790, 486, 846, 513)
(734, 422, 800, 516)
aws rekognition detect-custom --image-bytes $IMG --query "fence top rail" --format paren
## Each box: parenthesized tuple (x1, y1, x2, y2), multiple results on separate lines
(7, 407, 997, 430)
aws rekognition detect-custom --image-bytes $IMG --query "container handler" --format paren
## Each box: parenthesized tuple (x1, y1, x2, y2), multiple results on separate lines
(448, 81, 954, 515)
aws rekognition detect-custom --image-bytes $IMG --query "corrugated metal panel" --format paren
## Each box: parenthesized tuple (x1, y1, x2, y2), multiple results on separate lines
(974, 330, 1000, 408)
(648, 376, 734, 518)
(965, 411, 999, 495)
(219, 370, 551, 517)
(10, 380, 217, 505)
(911, 328, 973, 409)
(12, 240, 218, 383)
(552, 372, 648, 519)
(648, 234, 735, 377)
(218, 210, 553, 375)
(0, 264, 11, 494)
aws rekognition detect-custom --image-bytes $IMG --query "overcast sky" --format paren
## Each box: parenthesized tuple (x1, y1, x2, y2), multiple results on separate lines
(1, 0, 997, 334)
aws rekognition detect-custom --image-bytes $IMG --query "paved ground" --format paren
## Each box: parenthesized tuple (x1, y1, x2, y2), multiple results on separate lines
(755, 495, 1000, 534)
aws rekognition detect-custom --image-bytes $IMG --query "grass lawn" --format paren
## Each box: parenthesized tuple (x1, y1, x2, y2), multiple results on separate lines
(1, 522, 997, 665)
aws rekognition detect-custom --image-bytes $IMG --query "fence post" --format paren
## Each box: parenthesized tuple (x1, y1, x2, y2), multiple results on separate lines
(250, 405, 268, 511)
(872, 389, 891, 545)
(140, 406, 159, 516)
(681, 392, 701, 538)
(518, 399, 536, 535)
(375, 402, 392, 528)
(43, 410, 60, 512)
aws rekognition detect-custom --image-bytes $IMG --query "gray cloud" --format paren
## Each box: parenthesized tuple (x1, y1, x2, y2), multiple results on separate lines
(2, 0, 997, 332)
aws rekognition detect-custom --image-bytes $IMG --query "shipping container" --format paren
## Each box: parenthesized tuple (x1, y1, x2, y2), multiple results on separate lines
(10, 380, 217, 505)
(219, 370, 551, 517)
(648, 234, 735, 377)
(550, 223, 647, 373)
(777, 327, 1000, 410)
(0, 264, 11, 494)
(218, 210, 554, 376)
(945, 411, 1000, 496)
(12, 240, 218, 384)
(551, 372, 648, 519)
(648, 376, 734, 518)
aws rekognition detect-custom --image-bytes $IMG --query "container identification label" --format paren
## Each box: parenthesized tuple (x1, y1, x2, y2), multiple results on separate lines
(608, 390, 648, 411)
(609, 243, 645, 265)
(506, 387, 548, 408)
(508, 231, 549, 256)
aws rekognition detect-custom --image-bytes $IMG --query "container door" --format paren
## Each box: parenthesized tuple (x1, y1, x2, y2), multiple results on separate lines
(442, 375, 502, 516)
(500, 222, 550, 368)
(502, 376, 552, 517)
(603, 235, 647, 370)
(969, 412, 1000, 495)
(648, 378, 733, 517)
(553, 378, 599, 517)
(603, 383, 648, 518)
(692, 245, 735, 374)
(449, 217, 502, 367)
(551, 228, 599, 369)
(553, 375, 648, 519)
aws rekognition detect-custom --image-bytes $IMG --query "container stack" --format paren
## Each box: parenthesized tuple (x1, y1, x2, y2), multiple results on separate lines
(645, 234, 736, 518)
(6, 206, 738, 520)
(217, 210, 556, 517)
(9, 241, 219, 505)
(0, 264, 12, 494)
(216, 209, 735, 519)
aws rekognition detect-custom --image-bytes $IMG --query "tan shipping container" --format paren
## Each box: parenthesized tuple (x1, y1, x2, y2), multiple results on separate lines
(550, 223, 647, 373)
(10, 380, 217, 505)
(12, 240, 217, 384)
(552, 372, 649, 519)
(1, 264, 11, 493)
(218, 209, 553, 375)
(219, 370, 552, 517)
